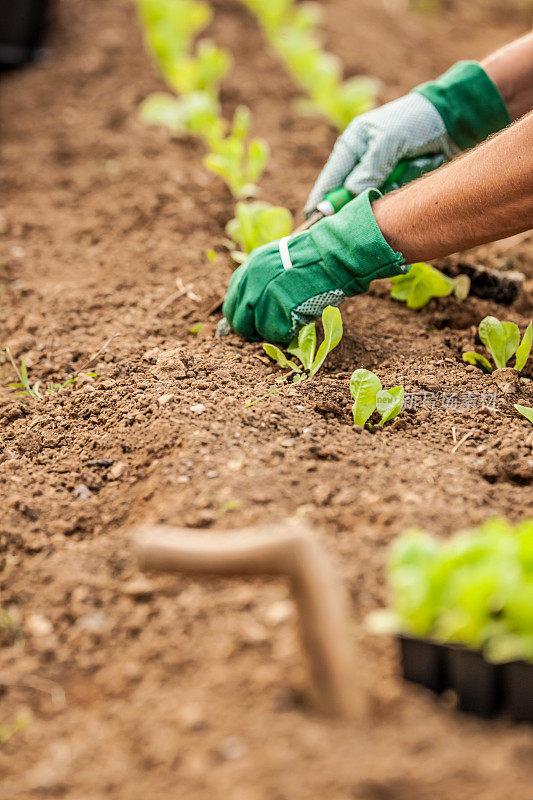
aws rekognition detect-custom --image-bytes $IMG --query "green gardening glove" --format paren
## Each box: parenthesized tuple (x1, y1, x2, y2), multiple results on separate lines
(305, 61, 511, 215)
(223, 188, 406, 343)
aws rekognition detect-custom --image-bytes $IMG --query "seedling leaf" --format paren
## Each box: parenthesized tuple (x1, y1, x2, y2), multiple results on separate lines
(390, 262, 455, 310)
(462, 352, 493, 374)
(288, 322, 316, 371)
(350, 369, 382, 427)
(263, 344, 301, 372)
(515, 321, 532, 371)
(309, 306, 343, 376)
(478, 315, 520, 369)
(514, 405, 533, 425)
(376, 385, 404, 425)
(226, 202, 292, 255)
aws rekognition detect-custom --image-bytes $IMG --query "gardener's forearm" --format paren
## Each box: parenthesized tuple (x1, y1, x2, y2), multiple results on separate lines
(372, 112, 533, 264)
(482, 32, 533, 120)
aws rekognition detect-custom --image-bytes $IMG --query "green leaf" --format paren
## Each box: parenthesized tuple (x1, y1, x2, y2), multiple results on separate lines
(225, 202, 292, 254)
(514, 405, 533, 425)
(287, 322, 316, 371)
(452, 274, 471, 302)
(390, 262, 454, 310)
(515, 321, 532, 371)
(309, 306, 343, 376)
(376, 385, 404, 425)
(263, 343, 301, 372)
(350, 368, 382, 426)
(478, 315, 520, 369)
(462, 351, 494, 374)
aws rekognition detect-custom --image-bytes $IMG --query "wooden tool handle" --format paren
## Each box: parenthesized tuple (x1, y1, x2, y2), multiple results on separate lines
(133, 520, 363, 718)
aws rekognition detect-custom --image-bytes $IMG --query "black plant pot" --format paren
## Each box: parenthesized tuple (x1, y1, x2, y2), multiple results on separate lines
(398, 634, 445, 694)
(0, 0, 49, 71)
(504, 661, 533, 724)
(443, 645, 503, 717)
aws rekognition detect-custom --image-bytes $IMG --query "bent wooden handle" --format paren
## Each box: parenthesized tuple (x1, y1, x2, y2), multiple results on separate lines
(132, 520, 364, 718)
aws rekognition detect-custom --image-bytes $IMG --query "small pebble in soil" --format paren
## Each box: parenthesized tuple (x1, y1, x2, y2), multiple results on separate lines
(218, 736, 248, 761)
(73, 483, 91, 500)
(75, 612, 110, 632)
(158, 393, 175, 406)
(26, 613, 53, 637)
(206, 470, 218, 479)
(190, 403, 206, 414)
(109, 461, 127, 479)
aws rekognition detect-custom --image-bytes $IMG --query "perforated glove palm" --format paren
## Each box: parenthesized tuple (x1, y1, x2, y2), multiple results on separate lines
(305, 61, 510, 215)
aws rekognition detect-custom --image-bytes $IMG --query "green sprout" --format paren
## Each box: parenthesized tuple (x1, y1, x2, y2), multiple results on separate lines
(203, 106, 269, 198)
(139, 90, 225, 147)
(514, 405, 533, 425)
(463, 316, 532, 373)
(263, 305, 343, 380)
(349, 369, 404, 428)
(369, 517, 533, 664)
(247, 306, 343, 407)
(136, 0, 212, 73)
(390, 262, 470, 310)
(165, 39, 232, 97)
(225, 201, 293, 262)
(3, 348, 97, 399)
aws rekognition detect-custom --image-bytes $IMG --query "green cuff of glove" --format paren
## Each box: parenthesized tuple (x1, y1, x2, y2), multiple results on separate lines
(414, 60, 511, 151)
(309, 188, 406, 294)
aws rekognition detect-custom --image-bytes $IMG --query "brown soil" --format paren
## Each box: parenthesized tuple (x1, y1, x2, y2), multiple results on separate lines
(1, 1, 533, 798)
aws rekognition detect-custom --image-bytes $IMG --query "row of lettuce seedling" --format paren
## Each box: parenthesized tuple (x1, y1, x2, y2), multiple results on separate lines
(369, 517, 533, 721)
(135, 0, 481, 311)
(135, 0, 295, 254)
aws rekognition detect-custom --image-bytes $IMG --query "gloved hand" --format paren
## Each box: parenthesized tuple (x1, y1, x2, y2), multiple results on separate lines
(223, 188, 406, 343)
(305, 61, 511, 216)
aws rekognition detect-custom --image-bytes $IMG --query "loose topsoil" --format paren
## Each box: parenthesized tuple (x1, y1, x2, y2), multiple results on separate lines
(1, 1, 533, 798)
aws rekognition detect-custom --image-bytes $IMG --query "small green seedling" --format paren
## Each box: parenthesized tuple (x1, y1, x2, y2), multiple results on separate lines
(4, 348, 97, 399)
(390, 262, 470, 310)
(350, 369, 404, 428)
(204, 106, 269, 198)
(263, 306, 343, 382)
(226, 201, 293, 262)
(247, 306, 343, 406)
(189, 322, 204, 336)
(514, 405, 533, 425)
(369, 517, 533, 664)
(463, 316, 532, 372)
(136, 0, 212, 72)
(5, 349, 41, 399)
(139, 90, 225, 147)
(166, 40, 232, 97)
(272, 19, 378, 130)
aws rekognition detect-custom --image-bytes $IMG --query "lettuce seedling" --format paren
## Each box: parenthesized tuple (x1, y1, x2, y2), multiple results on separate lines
(514, 405, 533, 425)
(226, 201, 293, 261)
(204, 106, 269, 198)
(136, 0, 212, 72)
(166, 40, 232, 97)
(263, 306, 343, 380)
(463, 316, 532, 372)
(390, 262, 470, 310)
(350, 369, 404, 427)
(140, 90, 225, 146)
(371, 516, 533, 663)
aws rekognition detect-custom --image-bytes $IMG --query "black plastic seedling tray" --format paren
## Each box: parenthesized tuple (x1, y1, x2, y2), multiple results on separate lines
(0, 0, 49, 71)
(398, 635, 532, 723)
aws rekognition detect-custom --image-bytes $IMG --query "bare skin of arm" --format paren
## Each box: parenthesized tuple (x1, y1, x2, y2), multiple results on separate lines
(372, 111, 533, 263)
(482, 31, 533, 120)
